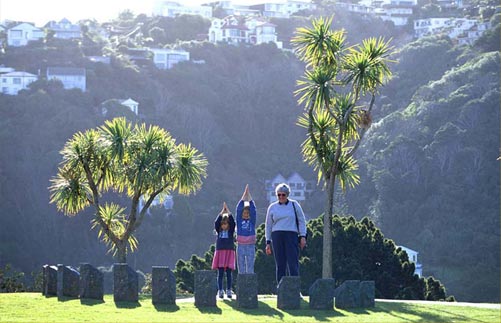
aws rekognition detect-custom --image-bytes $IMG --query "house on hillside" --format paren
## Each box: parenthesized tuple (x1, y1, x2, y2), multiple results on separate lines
(0, 71, 38, 95)
(265, 172, 314, 204)
(44, 18, 82, 39)
(101, 98, 139, 116)
(153, 1, 213, 18)
(209, 15, 282, 48)
(149, 48, 190, 69)
(209, 15, 250, 45)
(413, 17, 488, 43)
(46, 67, 86, 91)
(138, 195, 174, 216)
(250, 0, 316, 18)
(7, 22, 44, 46)
(399, 245, 423, 277)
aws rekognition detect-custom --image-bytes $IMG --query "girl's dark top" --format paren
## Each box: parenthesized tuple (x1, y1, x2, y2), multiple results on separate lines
(214, 214, 235, 250)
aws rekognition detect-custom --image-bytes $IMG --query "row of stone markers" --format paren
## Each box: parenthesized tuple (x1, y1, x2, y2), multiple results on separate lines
(42, 263, 176, 304)
(193, 270, 375, 310)
(42, 263, 375, 310)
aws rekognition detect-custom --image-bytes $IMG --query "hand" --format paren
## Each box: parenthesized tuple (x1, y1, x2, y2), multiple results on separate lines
(300, 237, 306, 250)
(241, 184, 252, 201)
(265, 244, 272, 255)
(221, 202, 230, 214)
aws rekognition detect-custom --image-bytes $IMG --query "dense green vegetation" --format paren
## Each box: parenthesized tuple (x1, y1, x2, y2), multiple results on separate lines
(175, 215, 452, 301)
(0, 10, 498, 302)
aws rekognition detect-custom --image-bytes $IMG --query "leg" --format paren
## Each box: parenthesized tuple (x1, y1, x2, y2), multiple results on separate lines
(226, 268, 232, 290)
(237, 245, 246, 274)
(271, 231, 287, 285)
(247, 244, 255, 274)
(217, 268, 224, 291)
(284, 231, 300, 276)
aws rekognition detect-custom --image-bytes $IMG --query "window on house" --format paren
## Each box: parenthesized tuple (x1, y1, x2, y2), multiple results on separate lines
(13, 78, 21, 84)
(10, 30, 22, 37)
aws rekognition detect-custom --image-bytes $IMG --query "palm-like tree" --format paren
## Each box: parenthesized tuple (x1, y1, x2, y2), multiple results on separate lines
(49, 118, 208, 263)
(292, 17, 394, 278)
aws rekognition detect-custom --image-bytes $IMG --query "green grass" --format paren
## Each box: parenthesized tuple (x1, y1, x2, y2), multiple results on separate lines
(0, 293, 499, 323)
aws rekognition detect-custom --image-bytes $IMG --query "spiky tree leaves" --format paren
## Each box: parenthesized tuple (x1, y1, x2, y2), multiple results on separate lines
(293, 17, 394, 278)
(49, 118, 208, 262)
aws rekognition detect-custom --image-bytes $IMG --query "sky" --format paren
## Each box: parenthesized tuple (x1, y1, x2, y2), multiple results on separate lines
(0, 0, 264, 26)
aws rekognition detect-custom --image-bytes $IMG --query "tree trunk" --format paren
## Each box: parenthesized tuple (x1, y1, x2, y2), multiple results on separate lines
(116, 240, 127, 263)
(322, 174, 336, 278)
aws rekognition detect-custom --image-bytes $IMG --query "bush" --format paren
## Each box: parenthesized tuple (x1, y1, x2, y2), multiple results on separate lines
(0, 264, 25, 292)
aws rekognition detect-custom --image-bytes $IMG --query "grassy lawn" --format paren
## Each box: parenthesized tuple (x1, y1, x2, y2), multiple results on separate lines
(0, 293, 499, 323)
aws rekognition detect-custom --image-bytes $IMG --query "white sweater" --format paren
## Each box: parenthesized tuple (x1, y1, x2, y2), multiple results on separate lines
(265, 199, 306, 242)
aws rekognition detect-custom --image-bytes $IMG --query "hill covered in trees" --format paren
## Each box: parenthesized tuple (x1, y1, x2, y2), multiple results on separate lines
(0, 11, 499, 302)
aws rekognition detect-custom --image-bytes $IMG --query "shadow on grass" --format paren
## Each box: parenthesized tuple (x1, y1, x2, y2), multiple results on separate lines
(114, 300, 141, 309)
(279, 298, 345, 321)
(153, 303, 180, 312)
(225, 299, 284, 319)
(195, 304, 223, 314)
(55, 296, 79, 302)
(374, 302, 487, 323)
(80, 298, 105, 306)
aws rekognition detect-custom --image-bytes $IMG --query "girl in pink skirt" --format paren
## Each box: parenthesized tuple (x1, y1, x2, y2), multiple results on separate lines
(212, 202, 236, 299)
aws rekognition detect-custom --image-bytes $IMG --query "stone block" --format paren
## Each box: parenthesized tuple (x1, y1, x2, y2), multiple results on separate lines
(360, 280, 375, 307)
(152, 266, 176, 305)
(113, 263, 138, 302)
(236, 273, 258, 309)
(334, 280, 360, 309)
(277, 276, 301, 310)
(79, 263, 104, 300)
(57, 264, 80, 300)
(308, 278, 336, 310)
(194, 270, 217, 307)
(43, 265, 57, 297)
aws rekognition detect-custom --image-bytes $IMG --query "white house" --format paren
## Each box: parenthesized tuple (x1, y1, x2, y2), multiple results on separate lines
(46, 67, 86, 91)
(399, 245, 423, 277)
(120, 98, 139, 115)
(209, 15, 282, 48)
(138, 195, 174, 216)
(265, 172, 314, 204)
(250, 1, 316, 18)
(7, 23, 44, 46)
(247, 19, 283, 48)
(457, 21, 491, 45)
(0, 71, 38, 95)
(413, 17, 486, 42)
(153, 1, 213, 18)
(101, 98, 139, 116)
(149, 48, 190, 69)
(44, 18, 82, 39)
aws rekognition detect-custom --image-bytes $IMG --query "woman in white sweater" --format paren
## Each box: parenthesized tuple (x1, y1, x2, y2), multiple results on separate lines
(265, 183, 307, 286)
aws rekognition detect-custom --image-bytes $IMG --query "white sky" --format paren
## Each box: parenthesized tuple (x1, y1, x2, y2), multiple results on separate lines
(0, 0, 267, 26)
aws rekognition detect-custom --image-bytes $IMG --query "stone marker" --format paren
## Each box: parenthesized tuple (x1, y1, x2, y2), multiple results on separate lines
(152, 266, 176, 305)
(334, 280, 360, 309)
(79, 263, 104, 300)
(194, 270, 217, 307)
(236, 273, 258, 309)
(360, 281, 375, 308)
(113, 263, 138, 302)
(43, 265, 58, 297)
(57, 264, 80, 300)
(277, 276, 301, 310)
(308, 278, 336, 310)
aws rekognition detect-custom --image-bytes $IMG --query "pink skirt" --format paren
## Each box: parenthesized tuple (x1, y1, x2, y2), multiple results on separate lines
(212, 249, 236, 270)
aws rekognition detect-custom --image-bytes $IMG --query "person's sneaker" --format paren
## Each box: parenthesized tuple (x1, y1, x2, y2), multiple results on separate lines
(218, 290, 224, 299)
(226, 289, 232, 299)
